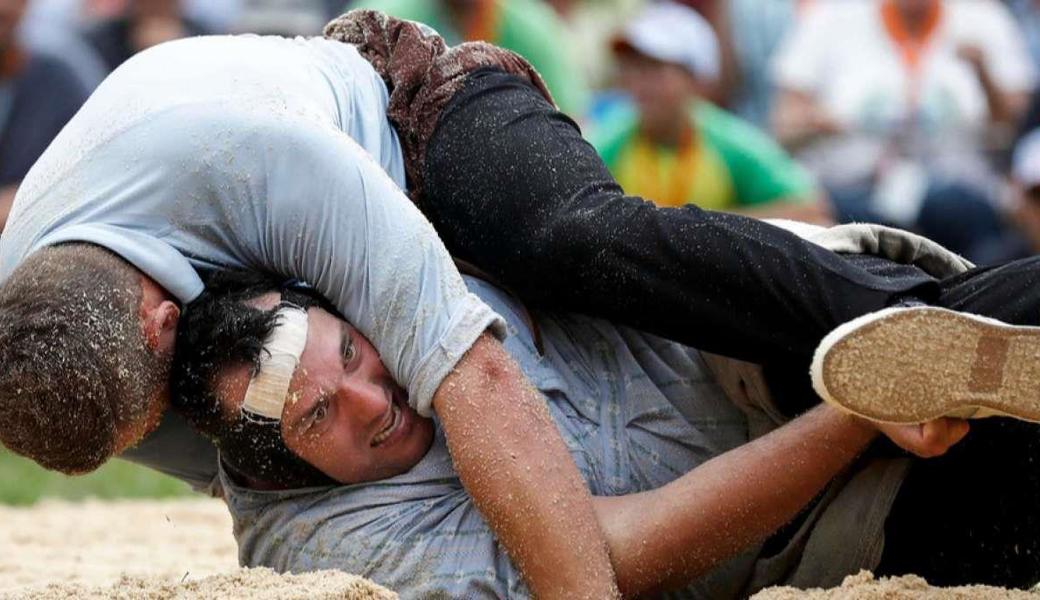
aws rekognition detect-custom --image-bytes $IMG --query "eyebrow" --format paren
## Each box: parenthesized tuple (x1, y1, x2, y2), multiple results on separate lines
(288, 321, 350, 432)
(294, 391, 330, 434)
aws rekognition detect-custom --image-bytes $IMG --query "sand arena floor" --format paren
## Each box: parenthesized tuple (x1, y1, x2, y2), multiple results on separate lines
(0, 498, 393, 599)
(0, 498, 1037, 599)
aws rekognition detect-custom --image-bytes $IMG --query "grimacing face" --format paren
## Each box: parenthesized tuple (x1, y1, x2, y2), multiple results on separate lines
(217, 296, 436, 484)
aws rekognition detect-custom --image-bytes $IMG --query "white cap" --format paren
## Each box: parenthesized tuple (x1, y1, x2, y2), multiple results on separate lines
(612, 1, 720, 81)
(1013, 129, 1040, 188)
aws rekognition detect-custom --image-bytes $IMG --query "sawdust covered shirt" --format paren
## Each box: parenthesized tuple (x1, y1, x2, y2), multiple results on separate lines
(0, 35, 504, 418)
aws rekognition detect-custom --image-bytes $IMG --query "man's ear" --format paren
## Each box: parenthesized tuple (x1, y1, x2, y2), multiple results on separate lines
(142, 300, 181, 354)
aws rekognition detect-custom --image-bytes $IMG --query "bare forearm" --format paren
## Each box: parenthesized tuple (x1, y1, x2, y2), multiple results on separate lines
(964, 52, 1028, 126)
(595, 405, 877, 597)
(435, 333, 619, 599)
(708, 0, 740, 106)
(976, 68, 1018, 125)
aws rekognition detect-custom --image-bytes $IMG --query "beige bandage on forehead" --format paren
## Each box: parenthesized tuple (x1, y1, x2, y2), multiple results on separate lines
(241, 305, 309, 421)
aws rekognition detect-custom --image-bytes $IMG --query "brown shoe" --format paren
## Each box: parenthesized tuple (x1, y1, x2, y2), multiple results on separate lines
(811, 306, 1040, 424)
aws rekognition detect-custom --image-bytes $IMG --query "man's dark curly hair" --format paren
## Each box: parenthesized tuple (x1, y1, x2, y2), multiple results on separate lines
(172, 270, 337, 488)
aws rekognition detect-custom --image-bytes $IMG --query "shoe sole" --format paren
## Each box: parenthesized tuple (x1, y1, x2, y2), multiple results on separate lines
(811, 306, 1040, 424)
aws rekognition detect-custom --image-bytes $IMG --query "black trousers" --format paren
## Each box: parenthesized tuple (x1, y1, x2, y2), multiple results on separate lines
(872, 256, 1040, 588)
(421, 69, 1040, 588)
(761, 255, 1040, 587)
(421, 69, 937, 367)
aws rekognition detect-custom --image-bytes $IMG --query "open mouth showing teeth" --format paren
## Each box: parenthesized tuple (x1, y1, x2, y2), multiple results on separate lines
(372, 401, 401, 447)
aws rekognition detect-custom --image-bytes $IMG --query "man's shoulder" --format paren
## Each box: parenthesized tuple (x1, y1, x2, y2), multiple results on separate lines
(694, 102, 813, 203)
(20, 48, 85, 87)
(695, 102, 796, 167)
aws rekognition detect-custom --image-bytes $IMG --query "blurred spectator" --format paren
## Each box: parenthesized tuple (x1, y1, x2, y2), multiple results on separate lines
(543, 0, 643, 91)
(20, 0, 107, 90)
(154, 0, 342, 35)
(1010, 0, 1040, 67)
(351, 0, 587, 114)
(718, 0, 815, 129)
(1009, 0, 1040, 149)
(235, 0, 326, 36)
(591, 1, 831, 223)
(1005, 129, 1040, 257)
(181, 0, 240, 33)
(771, 0, 1035, 262)
(84, 0, 211, 72)
(0, 0, 93, 230)
(674, 0, 713, 15)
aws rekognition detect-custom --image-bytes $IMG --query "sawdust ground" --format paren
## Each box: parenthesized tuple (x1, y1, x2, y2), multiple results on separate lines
(0, 498, 1034, 599)
(0, 498, 393, 599)
(752, 570, 1040, 600)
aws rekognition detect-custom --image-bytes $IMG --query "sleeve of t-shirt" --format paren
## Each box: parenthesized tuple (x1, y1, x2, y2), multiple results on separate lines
(770, 6, 834, 93)
(971, 3, 1038, 93)
(258, 120, 505, 417)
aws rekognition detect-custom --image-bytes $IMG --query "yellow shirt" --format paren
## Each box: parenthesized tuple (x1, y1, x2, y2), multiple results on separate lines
(613, 131, 736, 210)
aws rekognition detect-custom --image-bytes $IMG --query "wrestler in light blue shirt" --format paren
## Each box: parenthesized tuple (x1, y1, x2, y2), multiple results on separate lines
(225, 277, 756, 598)
(0, 35, 503, 488)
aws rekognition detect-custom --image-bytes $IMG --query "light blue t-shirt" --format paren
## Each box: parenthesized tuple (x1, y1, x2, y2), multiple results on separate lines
(0, 35, 503, 483)
(225, 278, 756, 598)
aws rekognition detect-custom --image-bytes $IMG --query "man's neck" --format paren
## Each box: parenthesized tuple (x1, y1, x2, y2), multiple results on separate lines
(895, 0, 940, 37)
(640, 114, 695, 149)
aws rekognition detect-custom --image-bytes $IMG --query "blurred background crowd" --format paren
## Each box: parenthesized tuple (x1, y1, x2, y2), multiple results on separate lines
(6, 0, 1040, 266)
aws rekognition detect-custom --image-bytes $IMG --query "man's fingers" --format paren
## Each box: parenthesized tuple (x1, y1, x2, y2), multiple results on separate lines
(950, 418, 971, 444)
(915, 418, 970, 457)
(875, 418, 970, 458)
(921, 419, 949, 449)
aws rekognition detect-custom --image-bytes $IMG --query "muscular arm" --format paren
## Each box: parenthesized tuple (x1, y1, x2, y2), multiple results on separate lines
(593, 405, 968, 597)
(958, 44, 1030, 128)
(435, 333, 619, 599)
(261, 127, 617, 597)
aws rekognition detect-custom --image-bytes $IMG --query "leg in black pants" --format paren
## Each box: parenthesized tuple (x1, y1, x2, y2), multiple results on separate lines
(423, 68, 1040, 586)
(872, 256, 1040, 588)
(422, 69, 937, 366)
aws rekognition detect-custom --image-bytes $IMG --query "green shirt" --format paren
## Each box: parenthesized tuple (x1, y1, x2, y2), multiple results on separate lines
(352, 0, 588, 115)
(592, 101, 814, 210)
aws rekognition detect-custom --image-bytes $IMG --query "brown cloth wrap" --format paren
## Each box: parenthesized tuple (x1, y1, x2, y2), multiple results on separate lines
(323, 9, 555, 202)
